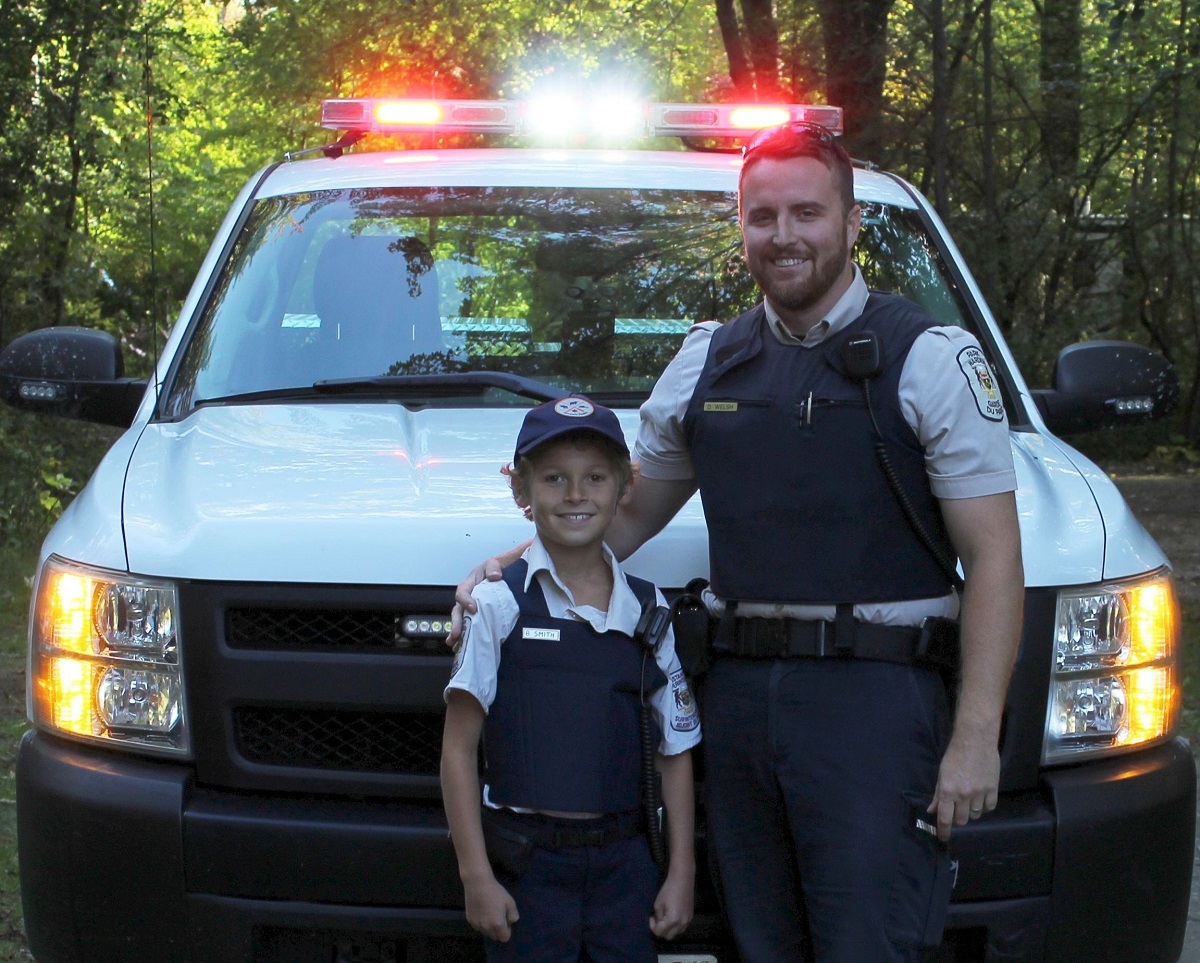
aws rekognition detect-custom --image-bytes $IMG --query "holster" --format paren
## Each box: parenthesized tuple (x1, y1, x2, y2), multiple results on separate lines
(915, 616, 960, 671)
(671, 578, 715, 677)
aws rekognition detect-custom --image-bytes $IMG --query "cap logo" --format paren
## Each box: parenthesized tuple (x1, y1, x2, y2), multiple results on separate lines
(554, 398, 595, 418)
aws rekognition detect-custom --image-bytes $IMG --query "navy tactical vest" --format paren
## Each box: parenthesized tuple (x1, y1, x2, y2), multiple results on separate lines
(483, 560, 664, 813)
(682, 294, 955, 604)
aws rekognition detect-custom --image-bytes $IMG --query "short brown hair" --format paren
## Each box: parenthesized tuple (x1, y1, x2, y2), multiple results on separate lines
(739, 122, 856, 215)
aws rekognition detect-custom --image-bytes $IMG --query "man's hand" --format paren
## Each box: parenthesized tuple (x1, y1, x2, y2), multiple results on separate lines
(928, 726, 1000, 841)
(930, 490, 1023, 842)
(446, 545, 529, 648)
(446, 559, 502, 648)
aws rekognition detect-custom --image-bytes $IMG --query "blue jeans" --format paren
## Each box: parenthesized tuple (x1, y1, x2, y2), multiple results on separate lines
(702, 656, 953, 963)
(485, 833, 659, 963)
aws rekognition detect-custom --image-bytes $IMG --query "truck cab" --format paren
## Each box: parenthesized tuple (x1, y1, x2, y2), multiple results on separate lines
(0, 97, 1193, 962)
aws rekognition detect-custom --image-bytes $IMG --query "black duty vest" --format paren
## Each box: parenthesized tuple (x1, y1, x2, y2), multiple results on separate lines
(682, 293, 955, 604)
(483, 560, 664, 813)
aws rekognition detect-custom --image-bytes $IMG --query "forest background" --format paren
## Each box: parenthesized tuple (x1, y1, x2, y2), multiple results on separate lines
(0, 0, 1197, 541)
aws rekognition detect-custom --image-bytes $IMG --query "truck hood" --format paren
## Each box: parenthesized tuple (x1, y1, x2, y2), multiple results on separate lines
(111, 404, 1166, 588)
(1010, 430, 1167, 586)
(119, 403, 708, 586)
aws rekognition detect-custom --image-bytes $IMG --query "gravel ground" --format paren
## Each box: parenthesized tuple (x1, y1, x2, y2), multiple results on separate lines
(1107, 471, 1200, 963)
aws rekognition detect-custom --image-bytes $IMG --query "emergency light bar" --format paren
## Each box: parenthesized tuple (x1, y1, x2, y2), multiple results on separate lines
(319, 98, 843, 140)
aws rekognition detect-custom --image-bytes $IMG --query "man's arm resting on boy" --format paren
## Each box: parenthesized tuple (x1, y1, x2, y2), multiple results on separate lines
(441, 690, 520, 941)
(448, 474, 698, 644)
(927, 490, 1024, 841)
(651, 750, 696, 940)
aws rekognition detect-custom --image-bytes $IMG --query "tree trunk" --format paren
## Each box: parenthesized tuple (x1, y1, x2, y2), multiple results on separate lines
(929, 0, 949, 213)
(1039, 0, 1082, 206)
(716, 0, 781, 99)
(715, 0, 755, 96)
(814, 0, 895, 155)
(742, 0, 782, 99)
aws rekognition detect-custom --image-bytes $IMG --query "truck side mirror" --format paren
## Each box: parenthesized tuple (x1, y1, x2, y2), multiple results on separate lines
(1031, 340, 1178, 435)
(0, 327, 148, 428)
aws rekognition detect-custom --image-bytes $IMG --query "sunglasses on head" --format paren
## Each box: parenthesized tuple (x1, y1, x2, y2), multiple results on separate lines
(741, 121, 837, 158)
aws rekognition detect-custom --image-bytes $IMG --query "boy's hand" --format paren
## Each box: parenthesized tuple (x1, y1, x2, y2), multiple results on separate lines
(463, 875, 519, 942)
(649, 869, 694, 940)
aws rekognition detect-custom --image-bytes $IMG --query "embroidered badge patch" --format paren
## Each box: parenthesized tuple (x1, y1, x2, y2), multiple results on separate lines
(669, 669, 699, 732)
(957, 346, 1005, 421)
(554, 397, 594, 418)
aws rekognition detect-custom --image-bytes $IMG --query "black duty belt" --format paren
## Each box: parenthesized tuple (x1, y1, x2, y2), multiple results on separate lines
(484, 807, 643, 851)
(715, 615, 925, 665)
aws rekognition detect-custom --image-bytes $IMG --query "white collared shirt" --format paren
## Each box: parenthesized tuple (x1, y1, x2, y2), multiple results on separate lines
(445, 537, 702, 756)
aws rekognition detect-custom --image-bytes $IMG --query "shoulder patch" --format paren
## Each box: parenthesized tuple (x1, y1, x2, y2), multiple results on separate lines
(450, 617, 469, 677)
(956, 346, 1005, 422)
(669, 669, 699, 732)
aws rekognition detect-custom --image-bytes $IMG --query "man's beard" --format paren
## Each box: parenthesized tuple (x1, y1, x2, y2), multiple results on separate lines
(751, 240, 850, 318)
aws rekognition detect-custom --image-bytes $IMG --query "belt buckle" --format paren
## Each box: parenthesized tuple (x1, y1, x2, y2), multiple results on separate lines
(814, 620, 827, 657)
(755, 618, 786, 658)
(582, 828, 607, 848)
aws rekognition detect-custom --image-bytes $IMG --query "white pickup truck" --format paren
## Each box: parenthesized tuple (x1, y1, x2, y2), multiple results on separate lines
(0, 97, 1193, 963)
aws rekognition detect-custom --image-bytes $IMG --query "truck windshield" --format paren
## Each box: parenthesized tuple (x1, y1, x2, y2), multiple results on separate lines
(162, 185, 971, 417)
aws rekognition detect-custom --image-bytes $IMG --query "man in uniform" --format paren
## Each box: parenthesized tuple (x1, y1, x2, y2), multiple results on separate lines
(457, 122, 1024, 962)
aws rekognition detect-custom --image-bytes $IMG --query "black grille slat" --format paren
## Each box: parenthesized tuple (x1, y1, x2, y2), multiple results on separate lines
(226, 606, 449, 653)
(234, 706, 443, 774)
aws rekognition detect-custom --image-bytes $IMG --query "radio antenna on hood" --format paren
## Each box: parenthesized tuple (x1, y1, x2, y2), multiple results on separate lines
(143, 29, 161, 409)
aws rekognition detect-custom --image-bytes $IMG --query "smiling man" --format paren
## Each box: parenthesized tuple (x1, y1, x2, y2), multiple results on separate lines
(598, 123, 1026, 961)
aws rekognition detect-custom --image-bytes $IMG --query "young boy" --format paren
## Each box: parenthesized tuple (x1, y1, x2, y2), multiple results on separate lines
(441, 395, 701, 962)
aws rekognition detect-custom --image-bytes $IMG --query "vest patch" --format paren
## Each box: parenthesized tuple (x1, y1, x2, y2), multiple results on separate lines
(703, 401, 738, 412)
(521, 626, 560, 641)
(957, 345, 1005, 421)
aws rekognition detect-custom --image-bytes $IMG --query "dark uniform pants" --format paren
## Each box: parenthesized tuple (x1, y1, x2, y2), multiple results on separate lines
(702, 656, 953, 963)
(485, 833, 659, 963)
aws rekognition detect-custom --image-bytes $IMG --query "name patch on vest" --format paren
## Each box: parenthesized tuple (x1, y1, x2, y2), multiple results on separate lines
(522, 627, 560, 641)
(703, 401, 738, 412)
(957, 346, 1005, 422)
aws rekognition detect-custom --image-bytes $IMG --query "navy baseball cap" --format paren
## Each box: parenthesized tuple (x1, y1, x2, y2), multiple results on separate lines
(513, 396, 630, 462)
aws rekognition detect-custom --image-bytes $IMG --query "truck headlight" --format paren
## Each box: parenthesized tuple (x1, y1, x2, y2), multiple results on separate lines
(1043, 571, 1180, 764)
(30, 556, 188, 756)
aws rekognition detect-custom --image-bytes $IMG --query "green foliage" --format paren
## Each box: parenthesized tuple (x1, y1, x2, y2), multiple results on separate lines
(878, 0, 1200, 445)
(0, 0, 1198, 469)
(0, 407, 116, 552)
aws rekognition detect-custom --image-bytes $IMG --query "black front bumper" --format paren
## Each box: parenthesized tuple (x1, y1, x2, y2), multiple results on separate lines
(16, 731, 1196, 962)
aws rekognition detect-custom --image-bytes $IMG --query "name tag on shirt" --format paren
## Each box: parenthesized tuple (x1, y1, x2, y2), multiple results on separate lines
(522, 627, 560, 641)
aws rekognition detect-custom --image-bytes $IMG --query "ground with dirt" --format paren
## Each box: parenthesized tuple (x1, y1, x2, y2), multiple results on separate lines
(1108, 469, 1200, 606)
(1106, 469, 1200, 961)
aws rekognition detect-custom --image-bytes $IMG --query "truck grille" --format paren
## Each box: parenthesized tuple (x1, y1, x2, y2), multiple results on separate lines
(233, 706, 442, 774)
(180, 580, 454, 797)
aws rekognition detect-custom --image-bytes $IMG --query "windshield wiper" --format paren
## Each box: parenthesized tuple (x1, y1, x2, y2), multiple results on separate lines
(311, 371, 566, 403)
(193, 385, 328, 408)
